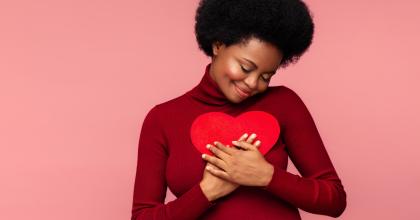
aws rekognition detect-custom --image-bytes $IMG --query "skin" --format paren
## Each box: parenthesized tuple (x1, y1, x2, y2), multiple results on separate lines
(208, 36, 284, 103)
(199, 133, 249, 201)
(199, 37, 283, 201)
(200, 132, 275, 201)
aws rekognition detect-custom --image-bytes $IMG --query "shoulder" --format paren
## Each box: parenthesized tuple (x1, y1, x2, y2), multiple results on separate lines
(265, 85, 311, 116)
(268, 85, 316, 123)
(267, 85, 304, 103)
(142, 104, 163, 127)
(155, 91, 190, 111)
(144, 92, 190, 124)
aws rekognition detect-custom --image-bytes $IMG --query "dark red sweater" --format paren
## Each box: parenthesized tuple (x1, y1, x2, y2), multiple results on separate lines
(131, 63, 346, 219)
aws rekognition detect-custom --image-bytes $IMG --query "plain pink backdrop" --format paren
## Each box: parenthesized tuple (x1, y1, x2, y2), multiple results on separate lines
(1, 0, 419, 219)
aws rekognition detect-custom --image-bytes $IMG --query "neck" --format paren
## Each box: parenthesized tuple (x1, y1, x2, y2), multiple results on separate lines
(188, 63, 232, 106)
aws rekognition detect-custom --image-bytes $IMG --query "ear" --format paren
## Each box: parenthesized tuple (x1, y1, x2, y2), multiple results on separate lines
(212, 41, 224, 56)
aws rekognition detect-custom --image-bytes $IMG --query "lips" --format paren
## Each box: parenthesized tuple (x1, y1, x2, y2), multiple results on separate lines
(234, 84, 251, 98)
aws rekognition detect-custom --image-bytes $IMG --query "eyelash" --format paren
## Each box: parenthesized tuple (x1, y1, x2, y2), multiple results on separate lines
(240, 66, 270, 82)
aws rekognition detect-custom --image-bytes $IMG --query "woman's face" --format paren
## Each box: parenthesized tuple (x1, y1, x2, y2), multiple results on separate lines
(209, 37, 283, 103)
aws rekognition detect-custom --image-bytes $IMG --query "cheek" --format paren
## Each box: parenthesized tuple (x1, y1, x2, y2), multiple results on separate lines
(225, 71, 244, 93)
(223, 65, 244, 82)
(257, 85, 268, 93)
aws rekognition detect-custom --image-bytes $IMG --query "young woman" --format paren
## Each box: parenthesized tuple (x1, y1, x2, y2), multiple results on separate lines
(131, 0, 347, 219)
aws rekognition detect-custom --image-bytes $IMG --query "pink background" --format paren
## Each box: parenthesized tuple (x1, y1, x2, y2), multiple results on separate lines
(1, 0, 419, 219)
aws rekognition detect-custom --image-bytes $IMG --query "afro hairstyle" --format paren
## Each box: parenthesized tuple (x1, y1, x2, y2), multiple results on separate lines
(194, 0, 315, 68)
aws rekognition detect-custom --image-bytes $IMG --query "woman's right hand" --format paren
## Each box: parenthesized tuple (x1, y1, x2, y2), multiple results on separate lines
(199, 132, 260, 202)
(200, 161, 239, 202)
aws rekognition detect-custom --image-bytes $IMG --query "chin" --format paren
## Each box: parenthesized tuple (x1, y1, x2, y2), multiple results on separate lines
(226, 88, 244, 103)
(230, 96, 243, 103)
(228, 91, 249, 104)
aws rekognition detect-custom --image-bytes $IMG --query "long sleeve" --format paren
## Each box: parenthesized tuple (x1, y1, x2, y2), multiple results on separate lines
(131, 105, 214, 220)
(263, 88, 347, 218)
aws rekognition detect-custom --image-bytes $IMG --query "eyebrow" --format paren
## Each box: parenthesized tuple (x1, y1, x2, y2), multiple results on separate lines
(242, 57, 277, 74)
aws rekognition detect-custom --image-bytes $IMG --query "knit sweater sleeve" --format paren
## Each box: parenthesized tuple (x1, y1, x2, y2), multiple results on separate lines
(131, 105, 214, 220)
(263, 87, 347, 218)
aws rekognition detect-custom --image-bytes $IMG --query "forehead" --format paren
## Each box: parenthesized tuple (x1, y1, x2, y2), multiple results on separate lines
(228, 38, 282, 68)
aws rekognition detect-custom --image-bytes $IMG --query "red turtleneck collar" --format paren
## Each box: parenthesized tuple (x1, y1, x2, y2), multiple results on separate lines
(188, 63, 233, 106)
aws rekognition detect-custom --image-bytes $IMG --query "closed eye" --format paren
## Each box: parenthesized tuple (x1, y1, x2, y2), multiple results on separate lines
(241, 65, 271, 83)
(240, 65, 251, 73)
(262, 76, 271, 82)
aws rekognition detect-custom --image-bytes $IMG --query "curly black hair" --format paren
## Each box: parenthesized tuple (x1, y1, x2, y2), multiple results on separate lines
(194, 0, 314, 68)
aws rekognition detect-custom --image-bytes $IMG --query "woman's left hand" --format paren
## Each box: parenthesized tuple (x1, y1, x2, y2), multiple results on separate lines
(201, 133, 275, 187)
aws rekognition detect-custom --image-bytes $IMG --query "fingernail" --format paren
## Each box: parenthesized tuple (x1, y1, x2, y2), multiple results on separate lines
(232, 140, 238, 145)
(213, 141, 218, 145)
(202, 154, 206, 159)
(250, 133, 257, 139)
(255, 140, 261, 146)
(206, 144, 211, 149)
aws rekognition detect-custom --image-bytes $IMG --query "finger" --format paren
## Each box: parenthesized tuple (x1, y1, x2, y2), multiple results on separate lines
(226, 144, 240, 152)
(213, 141, 236, 155)
(254, 139, 261, 148)
(207, 143, 230, 161)
(206, 164, 231, 180)
(202, 152, 228, 171)
(231, 133, 249, 150)
(206, 163, 220, 170)
(238, 133, 248, 141)
(246, 133, 257, 144)
(231, 140, 257, 151)
(207, 163, 227, 172)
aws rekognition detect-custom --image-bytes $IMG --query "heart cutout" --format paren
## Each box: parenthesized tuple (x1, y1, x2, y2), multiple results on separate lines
(190, 110, 280, 156)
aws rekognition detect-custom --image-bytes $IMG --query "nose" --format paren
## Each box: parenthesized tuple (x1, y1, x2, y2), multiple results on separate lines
(243, 74, 259, 90)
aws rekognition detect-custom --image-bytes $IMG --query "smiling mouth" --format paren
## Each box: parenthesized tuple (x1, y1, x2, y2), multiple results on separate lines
(234, 84, 251, 98)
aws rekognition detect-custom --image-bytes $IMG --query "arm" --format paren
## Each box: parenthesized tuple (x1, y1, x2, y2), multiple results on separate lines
(263, 87, 347, 218)
(131, 105, 214, 220)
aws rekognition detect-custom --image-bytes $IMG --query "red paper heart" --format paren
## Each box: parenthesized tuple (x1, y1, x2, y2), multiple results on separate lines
(190, 111, 280, 156)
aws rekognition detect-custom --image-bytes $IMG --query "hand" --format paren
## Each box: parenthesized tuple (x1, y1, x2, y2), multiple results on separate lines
(200, 162, 238, 202)
(199, 133, 252, 201)
(202, 133, 274, 187)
